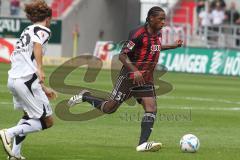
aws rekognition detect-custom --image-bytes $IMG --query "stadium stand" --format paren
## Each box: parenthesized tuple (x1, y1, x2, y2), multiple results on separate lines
(1, 0, 240, 57)
(171, 0, 195, 29)
(0, 0, 72, 18)
(163, 0, 240, 49)
(194, 0, 240, 49)
(51, 0, 73, 18)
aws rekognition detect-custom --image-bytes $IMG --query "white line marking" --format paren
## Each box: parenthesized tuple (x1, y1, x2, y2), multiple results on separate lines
(1, 102, 240, 111)
(0, 102, 12, 105)
(158, 95, 240, 105)
(160, 106, 240, 111)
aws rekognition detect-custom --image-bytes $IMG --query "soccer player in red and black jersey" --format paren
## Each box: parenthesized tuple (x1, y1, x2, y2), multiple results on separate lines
(68, 6, 183, 152)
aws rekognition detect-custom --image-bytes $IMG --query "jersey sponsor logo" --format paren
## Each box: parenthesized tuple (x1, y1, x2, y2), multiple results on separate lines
(126, 40, 135, 50)
(151, 45, 161, 52)
(14, 48, 30, 54)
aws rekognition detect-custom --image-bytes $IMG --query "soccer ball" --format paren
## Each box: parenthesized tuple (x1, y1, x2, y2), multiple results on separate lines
(180, 134, 200, 153)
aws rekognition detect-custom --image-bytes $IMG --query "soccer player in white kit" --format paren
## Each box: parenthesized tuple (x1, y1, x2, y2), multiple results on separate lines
(0, 1, 57, 159)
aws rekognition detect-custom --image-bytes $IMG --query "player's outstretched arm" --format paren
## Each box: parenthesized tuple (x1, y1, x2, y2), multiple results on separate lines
(161, 40, 183, 51)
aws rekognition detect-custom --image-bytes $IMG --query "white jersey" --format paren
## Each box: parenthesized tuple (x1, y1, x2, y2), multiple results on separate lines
(211, 9, 225, 25)
(8, 24, 51, 78)
(199, 10, 212, 26)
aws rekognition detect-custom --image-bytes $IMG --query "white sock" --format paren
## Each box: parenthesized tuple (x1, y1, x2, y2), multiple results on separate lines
(6, 119, 43, 139)
(12, 119, 27, 157)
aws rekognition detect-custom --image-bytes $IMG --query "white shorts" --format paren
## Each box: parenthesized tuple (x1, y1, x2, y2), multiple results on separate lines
(7, 73, 53, 119)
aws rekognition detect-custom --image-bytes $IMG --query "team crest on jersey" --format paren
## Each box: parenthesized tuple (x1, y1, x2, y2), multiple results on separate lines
(40, 32, 45, 38)
(126, 40, 135, 50)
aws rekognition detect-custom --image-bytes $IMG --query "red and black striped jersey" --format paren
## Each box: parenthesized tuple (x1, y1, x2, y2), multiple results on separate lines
(120, 25, 162, 80)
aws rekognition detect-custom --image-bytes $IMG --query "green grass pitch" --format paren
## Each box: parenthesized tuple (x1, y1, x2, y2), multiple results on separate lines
(0, 63, 240, 160)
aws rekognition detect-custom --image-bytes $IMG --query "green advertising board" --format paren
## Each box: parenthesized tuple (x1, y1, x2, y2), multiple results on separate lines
(0, 17, 61, 44)
(94, 41, 240, 77)
(160, 47, 240, 76)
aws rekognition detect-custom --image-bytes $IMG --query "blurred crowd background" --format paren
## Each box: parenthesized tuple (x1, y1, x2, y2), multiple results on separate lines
(0, 0, 239, 58)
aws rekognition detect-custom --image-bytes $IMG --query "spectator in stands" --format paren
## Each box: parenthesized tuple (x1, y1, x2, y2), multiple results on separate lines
(210, 0, 226, 10)
(198, 3, 212, 40)
(225, 2, 240, 25)
(211, 2, 225, 26)
(211, 2, 225, 42)
(197, 0, 206, 14)
(226, 3, 240, 46)
(10, 0, 20, 16)
(235, 18, 240, 46)
(199, 3, 212, 27)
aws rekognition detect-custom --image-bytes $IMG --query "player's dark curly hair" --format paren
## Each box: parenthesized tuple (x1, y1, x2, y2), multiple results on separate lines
(146, 6, 164, 23)
(24, 0, 52, 23)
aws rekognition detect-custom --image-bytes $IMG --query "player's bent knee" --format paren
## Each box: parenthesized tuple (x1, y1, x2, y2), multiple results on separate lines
(40, 116, 54, 129)
(102, 100, 120, 114)
(46, 117, 54, 128)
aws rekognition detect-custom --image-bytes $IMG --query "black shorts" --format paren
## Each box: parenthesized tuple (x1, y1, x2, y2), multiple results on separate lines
(109, 74, 156, 104)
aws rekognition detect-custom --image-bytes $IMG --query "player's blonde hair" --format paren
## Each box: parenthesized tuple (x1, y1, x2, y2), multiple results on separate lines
(24, 0, 52, 23)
